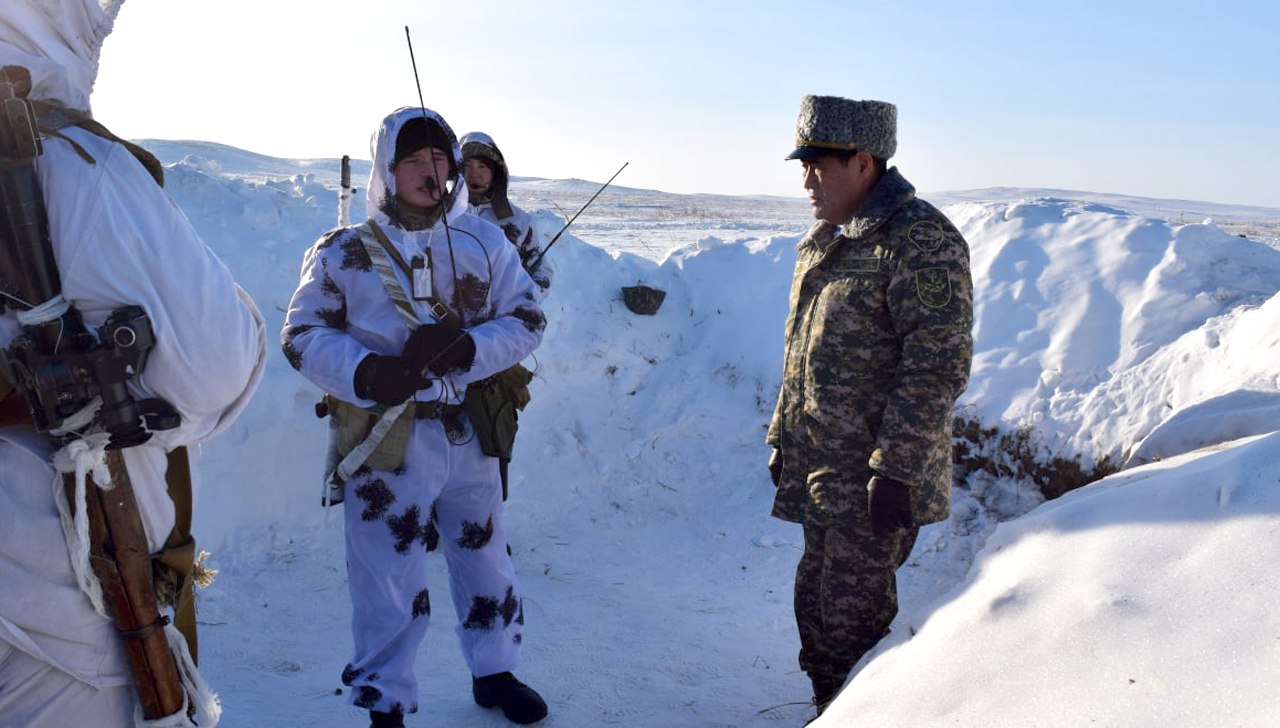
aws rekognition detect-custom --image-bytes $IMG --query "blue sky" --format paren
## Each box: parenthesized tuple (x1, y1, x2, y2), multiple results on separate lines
(93, 0, 1279, 207)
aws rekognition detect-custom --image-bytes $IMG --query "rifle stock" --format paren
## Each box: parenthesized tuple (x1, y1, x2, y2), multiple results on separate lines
(70, 454, 186, 719)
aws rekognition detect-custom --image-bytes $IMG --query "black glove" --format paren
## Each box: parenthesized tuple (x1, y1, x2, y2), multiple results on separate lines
(353, 354, 426, 407)
(768, 448, 782, 487)
(403, 323, 477, 377)
(867, 476, 915, 537)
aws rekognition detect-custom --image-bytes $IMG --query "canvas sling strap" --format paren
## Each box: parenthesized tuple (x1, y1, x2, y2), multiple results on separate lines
(362, 218, 462, 328)
(27, 97, 165, 187)
(363, 222, 532, 486)
(329, 220, 458, 484)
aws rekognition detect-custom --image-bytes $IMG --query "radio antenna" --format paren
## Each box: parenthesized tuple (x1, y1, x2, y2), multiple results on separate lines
(402, 25, 466, 333)
(404, 26, 428, 114)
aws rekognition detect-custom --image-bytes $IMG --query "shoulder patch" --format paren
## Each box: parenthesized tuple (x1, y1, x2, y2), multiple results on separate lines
(907, 220, 945, 252)
(915, 267, 952, 308)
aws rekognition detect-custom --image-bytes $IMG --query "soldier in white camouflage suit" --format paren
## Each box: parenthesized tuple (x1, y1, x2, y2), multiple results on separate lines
(282, 107, 548, 727)
(767, 95, 973, 719)
(460, 132, 553, 297)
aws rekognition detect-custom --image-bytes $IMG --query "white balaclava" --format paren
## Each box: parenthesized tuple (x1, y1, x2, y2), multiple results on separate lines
(0, 0, 124, 112)
(366, 105, 469, 229)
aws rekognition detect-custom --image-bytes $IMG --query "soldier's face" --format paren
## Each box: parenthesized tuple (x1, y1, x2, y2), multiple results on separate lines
(464, 158, 495, 198)
(801, 153, 874, 224)
(395, 147, 452, 213)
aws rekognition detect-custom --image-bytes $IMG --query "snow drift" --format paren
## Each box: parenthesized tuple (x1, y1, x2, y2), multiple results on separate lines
(138, 143, 1280, 727)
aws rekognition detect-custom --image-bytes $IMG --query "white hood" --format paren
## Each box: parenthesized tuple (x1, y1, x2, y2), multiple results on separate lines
(0, 0, 123, 112)
(366, 105, 469, 228)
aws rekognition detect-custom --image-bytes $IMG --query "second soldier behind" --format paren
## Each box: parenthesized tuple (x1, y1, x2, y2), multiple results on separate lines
(459, 131, 550, 501)
(460, 132, 554, 296)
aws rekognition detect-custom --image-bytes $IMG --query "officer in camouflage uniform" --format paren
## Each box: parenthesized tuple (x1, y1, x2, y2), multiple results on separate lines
(767, 95, 973, 718)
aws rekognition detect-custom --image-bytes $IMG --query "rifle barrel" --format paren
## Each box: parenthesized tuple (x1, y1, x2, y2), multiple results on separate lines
(529, 161, 628, 270)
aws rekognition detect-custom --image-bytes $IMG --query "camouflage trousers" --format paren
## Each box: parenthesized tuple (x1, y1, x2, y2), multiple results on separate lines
(794, 518, 919, 684)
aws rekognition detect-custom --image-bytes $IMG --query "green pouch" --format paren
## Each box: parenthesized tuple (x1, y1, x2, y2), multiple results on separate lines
(328, 396, 414, 473)
(464, 379, 518, 459)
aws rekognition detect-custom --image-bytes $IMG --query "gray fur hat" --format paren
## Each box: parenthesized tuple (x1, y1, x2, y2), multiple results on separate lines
(786, 95, 897, 161)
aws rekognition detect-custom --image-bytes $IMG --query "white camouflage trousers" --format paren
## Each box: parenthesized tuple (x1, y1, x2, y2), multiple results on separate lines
(340, 415, 522, 716)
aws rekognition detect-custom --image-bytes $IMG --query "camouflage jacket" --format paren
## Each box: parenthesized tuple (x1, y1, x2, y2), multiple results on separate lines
(768, 168, 973, 526)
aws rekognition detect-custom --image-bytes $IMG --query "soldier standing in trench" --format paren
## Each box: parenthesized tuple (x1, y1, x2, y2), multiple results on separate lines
(767, 94, 974, 720)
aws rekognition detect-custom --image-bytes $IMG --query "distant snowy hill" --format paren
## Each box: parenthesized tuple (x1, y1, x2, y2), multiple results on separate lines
(143, 140, 1280, 257)
(141, 140, 1279, 727)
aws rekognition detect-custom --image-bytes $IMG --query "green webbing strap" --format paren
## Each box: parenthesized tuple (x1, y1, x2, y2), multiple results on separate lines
(154, 445, 199, 663)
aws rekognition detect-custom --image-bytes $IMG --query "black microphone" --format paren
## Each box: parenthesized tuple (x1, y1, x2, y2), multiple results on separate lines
(424, 176, 438, 192)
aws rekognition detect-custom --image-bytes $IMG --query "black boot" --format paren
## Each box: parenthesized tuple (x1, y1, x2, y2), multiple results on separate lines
(811, 674, 844, 716)
(473, 672, 548, 724)
(369, 709, 404, 728)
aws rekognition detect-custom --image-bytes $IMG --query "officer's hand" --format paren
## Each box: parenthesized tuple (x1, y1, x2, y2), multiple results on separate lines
(403, 324, 477, 376)
(867, 476, 915, 537)
(354, 354, 426, 407)
(768, 448, 782, 487)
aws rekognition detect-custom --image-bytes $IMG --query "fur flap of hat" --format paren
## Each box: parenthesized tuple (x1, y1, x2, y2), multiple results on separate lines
(792, 95, 897, 160)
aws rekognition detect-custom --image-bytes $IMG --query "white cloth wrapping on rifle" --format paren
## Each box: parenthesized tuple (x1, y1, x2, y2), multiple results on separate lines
(0, 126, 265, 695)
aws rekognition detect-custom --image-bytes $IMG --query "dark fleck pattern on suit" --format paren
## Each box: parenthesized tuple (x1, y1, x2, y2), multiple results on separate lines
(387, 505, 430, 554)
(457, 515, 494, 551)
(281, 338, 303, 370)
(452, 272, 490, 320)
(424, 504, 439, 552)
(412, 588, 431, 619)
(353, 686, 382, 709)
(500, 586, 519, 628)
(320, 272, 343, 300)
(341, 663, 364, 685)
(340, 234, 373, 272)
(502, 222, 521, 245)
(316, 299, 348, 330)
(356, 478, 396, 522)
(316, 228, 352, 252)
(463, 595, 500, 631)
(513, 306, 547, 334)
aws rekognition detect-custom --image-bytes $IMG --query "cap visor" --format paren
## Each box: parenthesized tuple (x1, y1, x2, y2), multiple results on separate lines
(785, 145, 826, 161)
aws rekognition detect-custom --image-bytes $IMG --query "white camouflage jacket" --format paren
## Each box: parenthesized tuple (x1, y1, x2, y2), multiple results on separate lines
(282, 107, 546, 408)
(0, 0, 266, 688)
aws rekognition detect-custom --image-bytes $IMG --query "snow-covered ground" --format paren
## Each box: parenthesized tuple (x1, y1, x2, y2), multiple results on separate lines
(141, 140, 1280, 727)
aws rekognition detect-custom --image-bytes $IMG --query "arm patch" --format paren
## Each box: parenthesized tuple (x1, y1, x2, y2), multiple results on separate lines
(915, 267, 952, 308)
(907, 220, 945, 252)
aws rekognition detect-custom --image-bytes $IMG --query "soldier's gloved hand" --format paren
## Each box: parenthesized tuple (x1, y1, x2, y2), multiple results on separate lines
(354, 354, 427, 407)
(768, 448, 782, 487)
(867, 476, 915, 537)
(403, 323, 476, 377)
